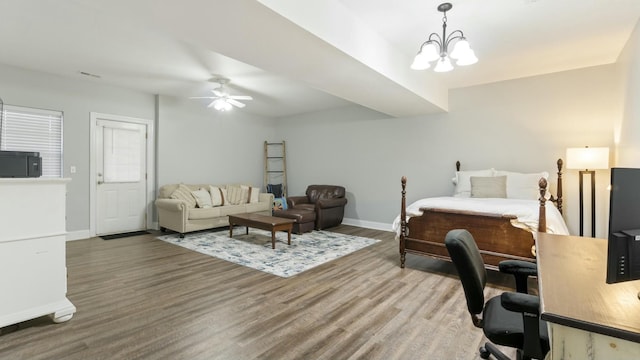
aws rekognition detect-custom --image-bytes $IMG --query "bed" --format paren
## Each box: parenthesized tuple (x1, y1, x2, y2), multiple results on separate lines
(393, 159, 569, 270)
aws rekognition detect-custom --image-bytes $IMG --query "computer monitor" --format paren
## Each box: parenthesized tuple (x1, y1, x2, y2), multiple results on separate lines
(606, 167, 640, 284)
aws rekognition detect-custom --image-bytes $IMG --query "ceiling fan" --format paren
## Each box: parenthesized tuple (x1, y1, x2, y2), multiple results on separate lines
(190, 78, 253, 111)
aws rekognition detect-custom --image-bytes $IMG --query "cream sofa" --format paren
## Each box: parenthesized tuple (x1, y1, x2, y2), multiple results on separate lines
(155, 183, 273, 237)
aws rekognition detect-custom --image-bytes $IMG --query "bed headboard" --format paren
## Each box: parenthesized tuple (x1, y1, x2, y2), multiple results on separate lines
(455, 158, 563, 215)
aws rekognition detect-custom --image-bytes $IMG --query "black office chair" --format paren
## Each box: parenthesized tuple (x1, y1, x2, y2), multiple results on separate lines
(444, 229, 549, 360)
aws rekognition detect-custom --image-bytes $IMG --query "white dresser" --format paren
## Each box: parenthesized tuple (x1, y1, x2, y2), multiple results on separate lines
(0, 178, 76, 327)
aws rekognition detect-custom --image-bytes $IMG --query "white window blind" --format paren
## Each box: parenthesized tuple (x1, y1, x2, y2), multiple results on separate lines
(0, 105, 63, 177)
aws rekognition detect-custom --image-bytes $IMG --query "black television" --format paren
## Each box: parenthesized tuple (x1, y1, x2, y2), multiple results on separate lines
(606, 167, 640, 284)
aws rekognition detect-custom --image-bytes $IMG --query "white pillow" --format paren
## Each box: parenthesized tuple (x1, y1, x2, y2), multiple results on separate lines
(191, 188, 213, 208)
(453, 169, 495, 197)
(249, 186, 260, 203)
(209, 185, 224, 206)
(495, 170, 549, 200)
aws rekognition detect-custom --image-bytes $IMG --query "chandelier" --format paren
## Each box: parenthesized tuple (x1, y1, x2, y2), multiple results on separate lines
(410, 2, 478, 72)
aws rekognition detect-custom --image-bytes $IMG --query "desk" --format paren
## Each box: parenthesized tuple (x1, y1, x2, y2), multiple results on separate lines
(536, 233, 640, 359)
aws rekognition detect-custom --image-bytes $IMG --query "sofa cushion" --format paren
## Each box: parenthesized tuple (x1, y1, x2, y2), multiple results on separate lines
(188, 206, 224, 220)
(245, 201, 270, 213)
(170, 184, 197, 208)
(219, 204, 248, 216)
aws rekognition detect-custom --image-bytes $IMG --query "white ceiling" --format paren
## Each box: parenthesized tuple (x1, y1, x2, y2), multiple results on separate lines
(0, 0, 639, 118)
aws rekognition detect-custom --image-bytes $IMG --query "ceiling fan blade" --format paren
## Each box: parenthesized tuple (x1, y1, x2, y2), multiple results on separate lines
(229, 95, 253, 101)
(227, 98, 246, 108)
(190, 96, 217, 99)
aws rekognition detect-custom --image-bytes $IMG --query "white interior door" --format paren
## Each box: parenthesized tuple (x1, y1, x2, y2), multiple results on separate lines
(96, 119, 147, 235)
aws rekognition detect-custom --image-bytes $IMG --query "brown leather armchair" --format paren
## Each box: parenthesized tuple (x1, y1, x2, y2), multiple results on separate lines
(287, 185, 347, 230)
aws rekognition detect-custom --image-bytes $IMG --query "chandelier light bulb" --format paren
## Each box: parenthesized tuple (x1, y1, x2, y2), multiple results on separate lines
(422, 42, 440, 62)
(411, 52, 431, 70)
(456, 49, 478, 66)
(434, 56, 454, 72)
(449, 38, 470, 59)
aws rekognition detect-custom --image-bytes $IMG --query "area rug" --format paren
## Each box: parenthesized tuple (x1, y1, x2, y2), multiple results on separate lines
(157, 228, 380, 278)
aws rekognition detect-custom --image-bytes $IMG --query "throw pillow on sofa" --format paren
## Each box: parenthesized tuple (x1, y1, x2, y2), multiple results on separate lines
(170, 184, 197, 208)
(227, 185, 251, 205)
(249, 187, 260, 203)
(209, 185, 225, 206)
(191, 188, 213, 208)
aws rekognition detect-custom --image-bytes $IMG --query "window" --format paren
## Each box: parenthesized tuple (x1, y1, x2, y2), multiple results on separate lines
(0, 105, 63, 177)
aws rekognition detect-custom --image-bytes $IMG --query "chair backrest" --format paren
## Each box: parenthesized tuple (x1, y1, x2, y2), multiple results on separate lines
(305, 185, 345, 203)
(444, 229, 487, 315)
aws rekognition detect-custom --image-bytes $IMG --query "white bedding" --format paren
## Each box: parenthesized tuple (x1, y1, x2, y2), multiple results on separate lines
(392, 197, 569, 238)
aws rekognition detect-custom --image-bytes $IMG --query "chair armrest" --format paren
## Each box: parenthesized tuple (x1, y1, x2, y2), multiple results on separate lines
(316, 197, 347, 209)
(500, 292, 540, 315)
(499, 260, 537, 294)
(287, 196, 309, 208)
(501, 292, 549, 359)
(499, 260, 537, 276)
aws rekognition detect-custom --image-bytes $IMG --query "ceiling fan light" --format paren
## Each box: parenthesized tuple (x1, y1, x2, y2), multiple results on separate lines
(456, 49, 478, 66)
(434, 56, 453, 73)
(212, 98, 228, 111)
(410, 52, 431, 70)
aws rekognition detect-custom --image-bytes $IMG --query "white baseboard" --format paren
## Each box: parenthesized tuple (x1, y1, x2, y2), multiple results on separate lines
(66, 229, 92, 241)
(342, 218, 393, 232)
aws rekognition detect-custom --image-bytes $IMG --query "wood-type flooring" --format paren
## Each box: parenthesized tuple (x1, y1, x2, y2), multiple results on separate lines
(0, 225, 518, 360)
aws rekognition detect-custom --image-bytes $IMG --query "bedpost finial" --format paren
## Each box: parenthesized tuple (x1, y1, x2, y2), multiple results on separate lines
(557, 158, 563, 170)
(401, 176, 407, 185)
(538, 177, 548, 189)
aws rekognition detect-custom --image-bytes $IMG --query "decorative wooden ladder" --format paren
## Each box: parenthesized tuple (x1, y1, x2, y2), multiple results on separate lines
(263, 141, 287, 197)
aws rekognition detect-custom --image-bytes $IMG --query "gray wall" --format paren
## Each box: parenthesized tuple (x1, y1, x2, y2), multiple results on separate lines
(0, 64, 275, 237)
(276, 65, 620, 238)
(156, 95, 276, 187)
(0, 64, 155, 234)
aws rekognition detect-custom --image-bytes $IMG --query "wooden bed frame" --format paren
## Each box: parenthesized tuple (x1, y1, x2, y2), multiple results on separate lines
(399, 159, 563, 270)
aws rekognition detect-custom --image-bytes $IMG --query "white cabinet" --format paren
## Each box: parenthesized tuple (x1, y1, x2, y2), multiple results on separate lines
(0, 178, 76, 327)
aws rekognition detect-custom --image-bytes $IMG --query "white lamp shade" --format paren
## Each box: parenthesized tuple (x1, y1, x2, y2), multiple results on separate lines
(421, 42, 440, 62)
(410, 52, 431, 70)
(456, 49, 478, 66)
(449, 39, 470, 59)
(566, 147, 609, 170)
(434, 56, 453, 72)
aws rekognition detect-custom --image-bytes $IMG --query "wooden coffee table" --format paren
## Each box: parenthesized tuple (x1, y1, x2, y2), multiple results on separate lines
(228, 213, 296, 249)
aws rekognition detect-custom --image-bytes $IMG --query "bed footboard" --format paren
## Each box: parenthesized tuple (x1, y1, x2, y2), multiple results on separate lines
(399, 169, 557, 270)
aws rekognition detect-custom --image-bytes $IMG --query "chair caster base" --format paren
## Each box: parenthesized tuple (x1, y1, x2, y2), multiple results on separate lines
(479, 347, 491, 359)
